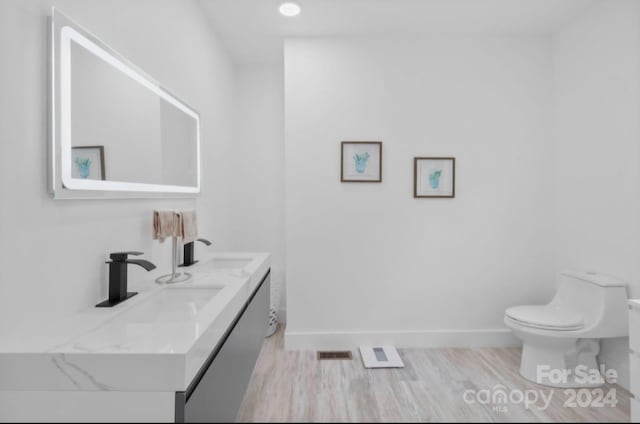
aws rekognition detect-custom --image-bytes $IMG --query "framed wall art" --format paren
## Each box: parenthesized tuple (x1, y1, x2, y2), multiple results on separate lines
(341, 141, 382, 183)
(414, 157, 455, 198)
(71, 145, 106, 180)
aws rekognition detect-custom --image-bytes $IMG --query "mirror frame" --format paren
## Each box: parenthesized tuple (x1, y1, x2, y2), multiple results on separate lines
(49, 8, 201, 199)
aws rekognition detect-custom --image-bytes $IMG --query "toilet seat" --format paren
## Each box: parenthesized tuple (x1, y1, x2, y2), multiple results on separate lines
(505, 305, 584, 331)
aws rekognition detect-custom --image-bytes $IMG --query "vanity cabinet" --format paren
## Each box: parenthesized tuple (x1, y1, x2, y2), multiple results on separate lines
(175, 270, 270, 423)
(629, 300, 640, 421)
(0, 253, 271, 423)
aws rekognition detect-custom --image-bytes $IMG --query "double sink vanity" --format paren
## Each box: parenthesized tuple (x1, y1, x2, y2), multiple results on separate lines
(1, 9, 275, 422)
(0, 253, 271, 422)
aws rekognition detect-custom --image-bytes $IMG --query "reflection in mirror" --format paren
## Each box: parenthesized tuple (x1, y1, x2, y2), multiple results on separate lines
(50, 9, 200, 198)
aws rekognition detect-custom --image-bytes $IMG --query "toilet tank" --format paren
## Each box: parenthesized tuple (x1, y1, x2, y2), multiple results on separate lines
(550, 271, 628, 337)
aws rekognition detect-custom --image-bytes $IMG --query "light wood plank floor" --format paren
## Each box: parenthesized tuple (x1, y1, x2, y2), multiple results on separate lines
(237, 325, 630, 422)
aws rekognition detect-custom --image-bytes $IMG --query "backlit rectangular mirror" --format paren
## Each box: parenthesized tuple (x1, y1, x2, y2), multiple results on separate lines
(49, 9, 201, 199)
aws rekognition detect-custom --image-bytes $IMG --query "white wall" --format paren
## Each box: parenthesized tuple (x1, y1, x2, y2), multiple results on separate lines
(0, 0, 235, 334)
(284, 36, 555, 349)
(231, 65, 286, 317)
(552, 0, 640, 391)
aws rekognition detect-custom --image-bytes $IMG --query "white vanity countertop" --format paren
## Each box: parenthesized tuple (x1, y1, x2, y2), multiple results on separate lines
(0, 252, 270, 392)
(629, 299, 640, 310)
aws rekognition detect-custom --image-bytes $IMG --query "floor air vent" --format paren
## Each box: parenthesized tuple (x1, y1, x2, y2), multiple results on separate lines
(317, 350, 353, 360)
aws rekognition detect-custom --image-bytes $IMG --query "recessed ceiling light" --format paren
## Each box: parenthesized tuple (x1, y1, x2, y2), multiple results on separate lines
(279, 2, 301, 17)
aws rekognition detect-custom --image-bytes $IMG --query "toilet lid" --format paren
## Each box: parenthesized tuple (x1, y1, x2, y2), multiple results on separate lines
(505, 305, 584, 331)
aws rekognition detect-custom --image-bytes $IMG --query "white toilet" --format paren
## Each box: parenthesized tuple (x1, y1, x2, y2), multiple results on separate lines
(504, 271, 628, 388)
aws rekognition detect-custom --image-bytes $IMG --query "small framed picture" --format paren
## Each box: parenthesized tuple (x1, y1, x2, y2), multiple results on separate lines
(341, 141, 382, 182)
(414, 157, 455, 198)
(71, 146, 105, 180)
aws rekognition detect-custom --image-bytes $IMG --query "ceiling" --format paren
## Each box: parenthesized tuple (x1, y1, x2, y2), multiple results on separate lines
(199, 0, 598, 65)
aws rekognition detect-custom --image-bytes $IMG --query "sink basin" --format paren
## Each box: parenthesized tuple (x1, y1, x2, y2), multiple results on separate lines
(123, 287, 222, 320)
(199, 258, 253, 271)
(67, 287, 223, 353)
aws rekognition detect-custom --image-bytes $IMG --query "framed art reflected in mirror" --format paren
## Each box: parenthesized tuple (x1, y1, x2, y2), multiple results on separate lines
(71, 146, 105, 180)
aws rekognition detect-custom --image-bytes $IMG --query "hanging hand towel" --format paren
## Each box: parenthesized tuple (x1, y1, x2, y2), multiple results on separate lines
(181, 210, 198, 244)
(153, 210, 179, 242)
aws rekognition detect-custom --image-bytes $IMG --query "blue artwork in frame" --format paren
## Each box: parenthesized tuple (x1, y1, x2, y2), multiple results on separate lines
(71, 145, 106, 180)
(341, 141, 382, 182)
(414, 157, 455, 198)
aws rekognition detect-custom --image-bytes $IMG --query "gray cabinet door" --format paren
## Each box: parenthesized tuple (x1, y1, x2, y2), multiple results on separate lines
(182, 272, 270, 423)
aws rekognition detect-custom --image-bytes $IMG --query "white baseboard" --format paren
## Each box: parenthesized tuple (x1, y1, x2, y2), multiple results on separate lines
(284, 328, 519, 351)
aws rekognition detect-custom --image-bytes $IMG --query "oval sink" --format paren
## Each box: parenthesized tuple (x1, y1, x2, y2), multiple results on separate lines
(132, 287, 223, 320)
(67, 287, 223, 353)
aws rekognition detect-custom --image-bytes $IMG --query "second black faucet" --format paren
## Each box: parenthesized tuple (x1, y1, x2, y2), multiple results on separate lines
(181, 238, 212, 267)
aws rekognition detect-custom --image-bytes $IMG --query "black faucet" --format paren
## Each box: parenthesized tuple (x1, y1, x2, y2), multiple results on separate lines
(96, 251, 156, 308)
(180, 238, 212, 267)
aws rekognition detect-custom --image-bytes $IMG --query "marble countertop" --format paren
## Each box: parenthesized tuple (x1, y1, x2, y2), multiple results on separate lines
(0, 252, 270, 392)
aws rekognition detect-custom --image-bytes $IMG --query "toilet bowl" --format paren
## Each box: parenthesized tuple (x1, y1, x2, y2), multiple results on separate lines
(504, 271, 627, 388)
